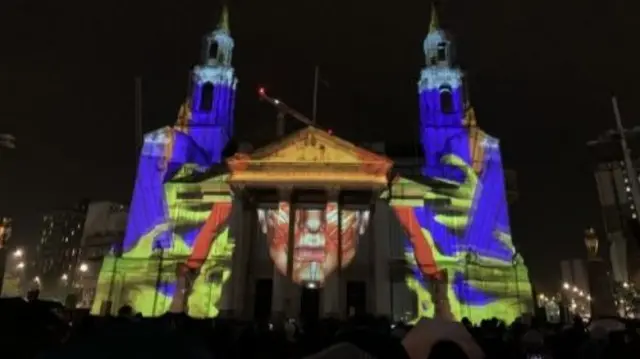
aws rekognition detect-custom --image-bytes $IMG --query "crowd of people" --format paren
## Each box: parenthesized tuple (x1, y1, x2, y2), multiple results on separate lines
(1, 296, 639, 359)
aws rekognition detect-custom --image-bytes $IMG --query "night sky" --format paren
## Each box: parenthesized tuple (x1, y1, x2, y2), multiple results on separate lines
(0, 1, 637, 292)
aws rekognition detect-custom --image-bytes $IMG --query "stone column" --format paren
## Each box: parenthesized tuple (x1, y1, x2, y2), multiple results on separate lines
(322, 190, 339, 317)
(373, 201, 392, 317)
(322, 187, 342, 318)
(216, 255, 234, 318)
(229, 197, 252, 318)
(271, 266, 285, 322)
(272, 186, 295, 320)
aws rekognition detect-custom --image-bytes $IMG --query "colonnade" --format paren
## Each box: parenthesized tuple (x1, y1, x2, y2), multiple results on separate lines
(218, 186, 394, 320)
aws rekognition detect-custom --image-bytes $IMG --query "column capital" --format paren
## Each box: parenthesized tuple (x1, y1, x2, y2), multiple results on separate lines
(326, 185, 341, 202)
(277, 185, 294, 201)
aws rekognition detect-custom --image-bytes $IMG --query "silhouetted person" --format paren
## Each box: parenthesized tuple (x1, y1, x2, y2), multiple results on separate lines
(117, 305, 134, 318)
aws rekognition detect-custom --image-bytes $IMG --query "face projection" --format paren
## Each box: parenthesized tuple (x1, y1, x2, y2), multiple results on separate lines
(257, 202, 370, 285)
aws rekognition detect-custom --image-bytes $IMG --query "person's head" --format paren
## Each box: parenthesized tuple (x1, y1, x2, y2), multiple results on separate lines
(428, 340, 469, 359)
(117, 305, 134, 318)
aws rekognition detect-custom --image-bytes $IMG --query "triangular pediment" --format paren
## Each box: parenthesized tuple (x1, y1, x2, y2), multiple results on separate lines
(226, 127, 393, 188)
(247, 126, 392, 165)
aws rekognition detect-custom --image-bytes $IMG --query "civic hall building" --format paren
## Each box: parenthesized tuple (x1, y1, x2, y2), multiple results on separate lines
(90, 6, 532, 324)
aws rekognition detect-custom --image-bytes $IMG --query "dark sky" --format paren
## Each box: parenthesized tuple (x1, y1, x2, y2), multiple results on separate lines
(0, 0, 637, 292)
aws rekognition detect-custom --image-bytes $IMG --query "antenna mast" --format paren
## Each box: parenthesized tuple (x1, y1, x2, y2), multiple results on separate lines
(312, 66, 319, 124)
(134, 77, 143, 159)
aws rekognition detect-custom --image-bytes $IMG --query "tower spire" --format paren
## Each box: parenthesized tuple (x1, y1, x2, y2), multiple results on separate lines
(429, 2, 439, 33)
(218, 5, 230, 32)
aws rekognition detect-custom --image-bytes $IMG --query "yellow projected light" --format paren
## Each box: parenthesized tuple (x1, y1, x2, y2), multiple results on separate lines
(91, 175, 234, 317)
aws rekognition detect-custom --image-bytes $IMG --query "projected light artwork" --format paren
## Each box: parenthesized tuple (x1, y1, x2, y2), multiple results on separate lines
(89, 5, 531, 323)
(392, 4, 531, 323)
(257, 203, 370, 285)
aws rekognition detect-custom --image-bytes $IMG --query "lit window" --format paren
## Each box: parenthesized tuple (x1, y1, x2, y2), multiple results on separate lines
(633, 213, 637, 219)
(626, 186, 631, 192)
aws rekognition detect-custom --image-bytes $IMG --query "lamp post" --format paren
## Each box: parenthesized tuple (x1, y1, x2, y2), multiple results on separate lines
(585, 228, 599, 261)
(584, 228, 616, 317)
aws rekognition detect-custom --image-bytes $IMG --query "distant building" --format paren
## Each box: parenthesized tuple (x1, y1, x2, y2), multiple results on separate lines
(560, 259, 590, 293)
(80, 202, 128, 259)
(560, 259, 592, 319)
(76, 201, 127, 307)
(35, 201, 89, 300)
(0, 217, 18, 296)
(588, 129, 640, 285)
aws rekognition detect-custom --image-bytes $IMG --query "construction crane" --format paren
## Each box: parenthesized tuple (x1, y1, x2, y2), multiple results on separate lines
(258, 87, 316, 137)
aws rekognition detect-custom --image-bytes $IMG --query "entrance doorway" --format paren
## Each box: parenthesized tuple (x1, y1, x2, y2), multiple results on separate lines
(253, 279, 272, 322)
(347, 281, 367, 316)
(300, 285, 320, 323)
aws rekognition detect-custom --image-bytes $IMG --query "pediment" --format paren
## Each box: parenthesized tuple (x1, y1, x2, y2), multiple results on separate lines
(226, 127, 393, 187)
(232, 126, 391, 166)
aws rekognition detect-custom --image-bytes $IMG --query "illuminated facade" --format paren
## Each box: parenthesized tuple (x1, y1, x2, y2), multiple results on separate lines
(90, 6, 533, 323)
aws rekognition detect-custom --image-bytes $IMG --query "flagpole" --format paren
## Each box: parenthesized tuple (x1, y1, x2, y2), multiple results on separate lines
(612, 96, 640, 225)
(134, 76, 143, 160)
(312, 66, 319, 125)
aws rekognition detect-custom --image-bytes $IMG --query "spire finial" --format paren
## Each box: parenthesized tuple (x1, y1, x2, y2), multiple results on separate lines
(429, 2, 439, 33)
(218, 5, 230, 32)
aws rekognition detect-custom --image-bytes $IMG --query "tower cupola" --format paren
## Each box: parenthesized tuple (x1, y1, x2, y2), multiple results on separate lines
(423, 3, 452, 67)
(203, 6, 234, 67)
(187, 5, 238, 164)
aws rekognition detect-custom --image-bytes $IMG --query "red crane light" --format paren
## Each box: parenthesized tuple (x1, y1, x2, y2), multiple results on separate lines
(258, 87, 265, 95)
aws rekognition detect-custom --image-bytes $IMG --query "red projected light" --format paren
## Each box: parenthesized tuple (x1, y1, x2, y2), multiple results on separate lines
(258, 87, 265, 95)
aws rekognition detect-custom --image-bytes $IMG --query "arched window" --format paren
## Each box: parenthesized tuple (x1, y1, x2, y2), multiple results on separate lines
(437, 42, 447, 62)
(439, 87, 454, 114)
(208, 41, 218, 59)
(199, 82, 214, 111)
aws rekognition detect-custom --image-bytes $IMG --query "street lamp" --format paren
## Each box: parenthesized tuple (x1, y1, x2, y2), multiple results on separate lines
(584, 228, 599, 260)
(79, 263, 89, 272)
(61, 273, 68, 281)
(16, 262, 24, 269)
(13, 249, 23, 258)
